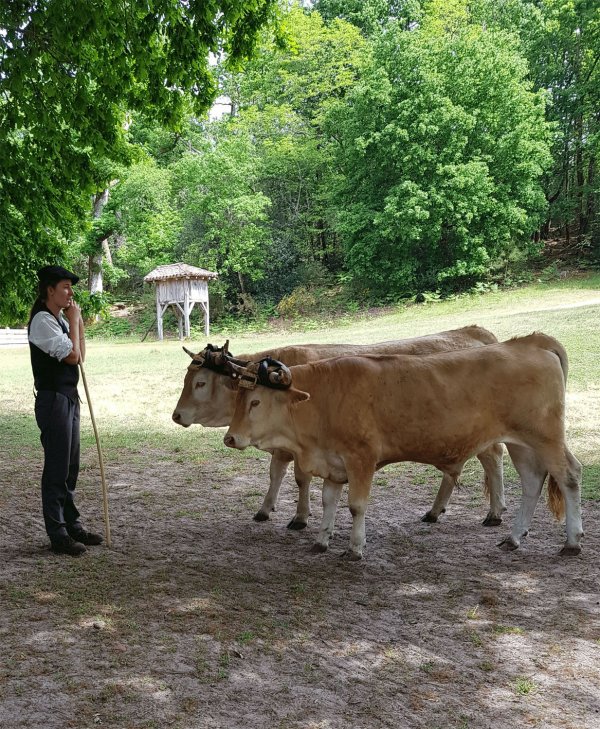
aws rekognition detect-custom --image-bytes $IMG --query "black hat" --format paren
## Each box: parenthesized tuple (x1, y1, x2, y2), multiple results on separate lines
(37, 265, 80, 285)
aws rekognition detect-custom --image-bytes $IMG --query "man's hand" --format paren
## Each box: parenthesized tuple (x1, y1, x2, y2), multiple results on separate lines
(64, 300, 82, 323)
(62, 300, 83, 365)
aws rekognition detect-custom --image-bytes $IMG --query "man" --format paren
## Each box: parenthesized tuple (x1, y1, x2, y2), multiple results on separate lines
(28, 265, 103, 556)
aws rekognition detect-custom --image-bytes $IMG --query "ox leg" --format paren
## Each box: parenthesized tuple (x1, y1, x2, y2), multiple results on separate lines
(345, 461, 376, 560)
(254, 450, 293, 522)
(287, 460, 312, 530)
(421, 471, 457, 523)
(552, 448, 583, 556)
(311, 480, 344, 553)
(421, 464, 465, 523)
(477, 443, 506, 527)
(498, 444, 546, 552)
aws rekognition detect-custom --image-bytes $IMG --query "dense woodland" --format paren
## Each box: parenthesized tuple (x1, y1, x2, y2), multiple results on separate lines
(1, 0, 598, 327)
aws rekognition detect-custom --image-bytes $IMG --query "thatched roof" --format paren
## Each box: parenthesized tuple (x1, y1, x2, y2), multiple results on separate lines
(144, 263, 218, 283)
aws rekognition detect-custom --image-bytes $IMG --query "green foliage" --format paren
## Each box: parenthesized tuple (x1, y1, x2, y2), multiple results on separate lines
(2, 0, 598, 326)
(171, 125, 272, 289)
(216, 7, 366, 302)
(470, 0, 600, 255)
(0, 0, 279, 324)
(538, 263, 562, 282)
(85, 316, 133, 340)
(104, 160, 182, 286)
(327, 12, 552, 298)
(275, 281, 361, 319)
(277, 287, 320, 318)
(314, 0, 422, 35)
(76, 290, 111, 322)
(539, 0, 600, 254)
(0, 232, 66, 326)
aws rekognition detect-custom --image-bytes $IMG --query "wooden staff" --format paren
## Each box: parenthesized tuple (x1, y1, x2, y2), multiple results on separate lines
(79, 362, 112, 547)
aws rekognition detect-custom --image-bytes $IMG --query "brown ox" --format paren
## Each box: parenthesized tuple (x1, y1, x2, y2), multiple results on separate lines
(223, 333, 582, 559)
(172, 326, 505, 529)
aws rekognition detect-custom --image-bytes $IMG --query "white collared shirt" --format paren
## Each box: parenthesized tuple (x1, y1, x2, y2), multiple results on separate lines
(29, 311, 73, 362)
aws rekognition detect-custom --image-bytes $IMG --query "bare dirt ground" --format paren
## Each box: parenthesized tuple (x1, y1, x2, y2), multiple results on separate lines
(1, 447, 599, 729)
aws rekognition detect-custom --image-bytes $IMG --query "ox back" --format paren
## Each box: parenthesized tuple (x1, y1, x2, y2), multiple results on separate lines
(288, 335, 564, 471)
(235, 325, 497, 365)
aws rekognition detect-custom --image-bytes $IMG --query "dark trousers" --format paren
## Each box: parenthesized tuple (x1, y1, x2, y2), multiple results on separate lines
(34, 390, 82, 541)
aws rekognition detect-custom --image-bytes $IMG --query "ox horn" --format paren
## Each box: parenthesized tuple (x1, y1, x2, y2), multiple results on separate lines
(211, 339, 232, 366)
(210, 342, 230, 366)
(268, 363, 292, 387)
(227, 360, 258, 389)
(183, 346, 196, 358)
(226, 360, 246, 377)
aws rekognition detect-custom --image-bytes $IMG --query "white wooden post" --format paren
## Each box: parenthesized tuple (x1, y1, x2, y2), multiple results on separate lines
(156, 287, 163, 341)
(184, 286, 190, 339)
(176, 306, 183, 340)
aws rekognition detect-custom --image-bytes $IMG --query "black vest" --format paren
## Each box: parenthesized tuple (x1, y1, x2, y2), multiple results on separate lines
(28, 303, 79, 401)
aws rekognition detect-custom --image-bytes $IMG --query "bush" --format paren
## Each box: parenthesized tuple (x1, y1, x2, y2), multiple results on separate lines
(85, 317, 133, 339)
(277, 287, 319, 317)
(76, 290, 111, 322)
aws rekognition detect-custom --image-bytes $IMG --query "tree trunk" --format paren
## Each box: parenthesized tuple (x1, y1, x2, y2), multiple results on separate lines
(541, 218, 550, 239)
(575, 114, 585, 240)
(88, 189, 110, 295)
(582, 155, 595, 236)
(88, 251, 103, 295)
(102, 238, 113, 265)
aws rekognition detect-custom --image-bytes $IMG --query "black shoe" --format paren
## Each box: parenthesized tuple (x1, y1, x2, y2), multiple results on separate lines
(69, 529, 103, 546)
(51, 536, 87, 556)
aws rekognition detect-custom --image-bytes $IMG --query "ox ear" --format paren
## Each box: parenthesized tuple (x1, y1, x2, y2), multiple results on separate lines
(287, 388, 310, 407)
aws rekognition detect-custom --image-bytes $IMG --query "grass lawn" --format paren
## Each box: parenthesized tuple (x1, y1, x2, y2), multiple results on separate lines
(1, 272, 599, 496)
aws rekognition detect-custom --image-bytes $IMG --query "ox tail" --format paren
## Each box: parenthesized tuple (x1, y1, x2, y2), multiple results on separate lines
(482, 470, 490, 501)
(547, 475, 566, 521)
(550, 343, 569, 385)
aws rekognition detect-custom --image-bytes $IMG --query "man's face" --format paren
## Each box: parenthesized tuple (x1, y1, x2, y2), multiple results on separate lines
(47, 279, 74, 310)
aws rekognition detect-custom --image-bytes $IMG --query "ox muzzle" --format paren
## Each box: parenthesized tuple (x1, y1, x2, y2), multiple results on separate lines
(223, 427, 253, 450)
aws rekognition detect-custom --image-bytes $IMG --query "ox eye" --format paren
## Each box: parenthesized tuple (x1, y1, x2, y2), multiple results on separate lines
(250, 399, 260, 408)
(195, 381, 206, 389)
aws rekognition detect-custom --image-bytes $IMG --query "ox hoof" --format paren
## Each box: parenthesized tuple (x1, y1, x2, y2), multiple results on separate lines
(253, 512, 269, 522)
(340, 549, 363, 561)
(559, 545, 581, 557)
(310, 542, 328, 554)
(421, 511, 439, 523)
(287, 518, 308, 531)
(497, 537, 519, 552)
(483, 515, 502, 527)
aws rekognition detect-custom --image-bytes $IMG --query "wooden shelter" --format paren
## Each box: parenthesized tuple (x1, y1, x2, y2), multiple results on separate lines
(144, 263, 218, 340)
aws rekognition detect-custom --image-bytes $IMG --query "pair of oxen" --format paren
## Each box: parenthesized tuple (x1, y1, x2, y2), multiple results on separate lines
(172, 325, 583, 560)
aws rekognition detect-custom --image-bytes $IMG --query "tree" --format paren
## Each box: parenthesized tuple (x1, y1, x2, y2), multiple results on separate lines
(0, 0, 278, 324)
(526, 0, 600, 252)
(466, 0, 600, 253)
(326, 12, 551, 298)
(170, 127, 272, 304)
(220, 6, 366, 301)
(97, 160, 182, 289)
(314, 0, 422, 35)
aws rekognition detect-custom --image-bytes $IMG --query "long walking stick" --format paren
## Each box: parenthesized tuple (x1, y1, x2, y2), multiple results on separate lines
(79, 362, 112, 547)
